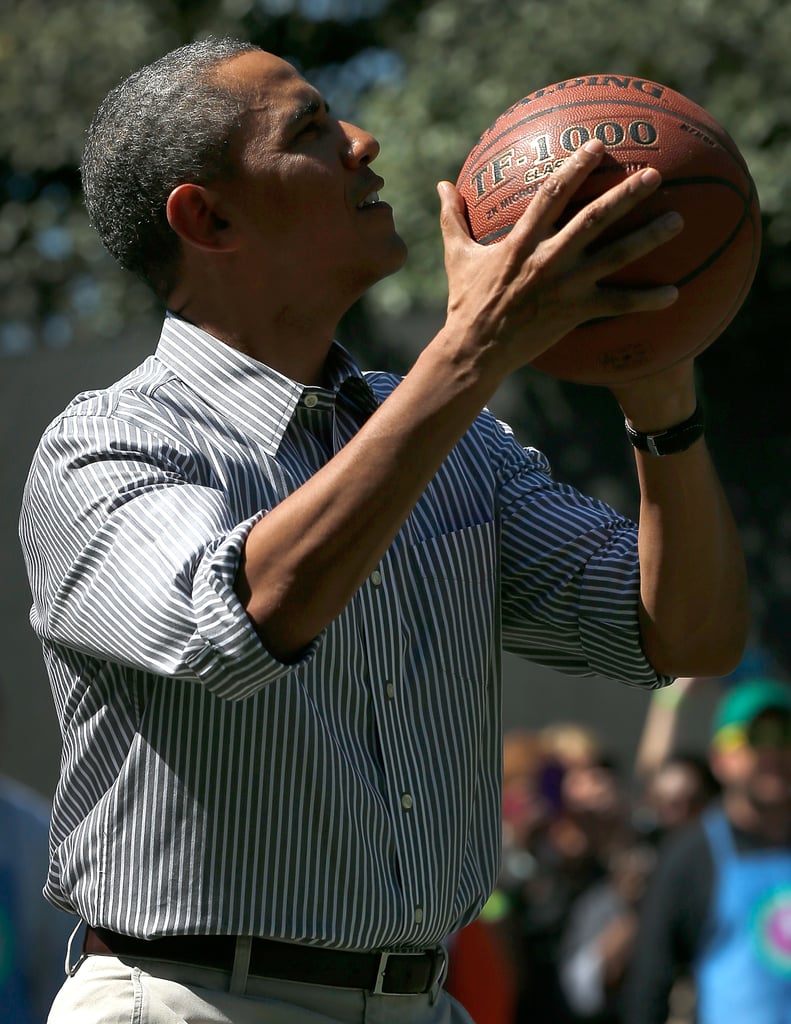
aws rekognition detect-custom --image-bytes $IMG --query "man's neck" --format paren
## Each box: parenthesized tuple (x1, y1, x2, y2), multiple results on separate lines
(170, 301, 339, 386)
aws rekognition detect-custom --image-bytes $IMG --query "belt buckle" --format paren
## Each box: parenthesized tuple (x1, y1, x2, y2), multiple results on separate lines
(372, 946, 447, 996)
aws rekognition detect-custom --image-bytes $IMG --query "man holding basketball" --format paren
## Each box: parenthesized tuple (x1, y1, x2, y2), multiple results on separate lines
(19, 38, 748, 1024)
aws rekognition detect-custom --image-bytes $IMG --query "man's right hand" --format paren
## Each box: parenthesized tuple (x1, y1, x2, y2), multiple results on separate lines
(437, 138, 683, 379)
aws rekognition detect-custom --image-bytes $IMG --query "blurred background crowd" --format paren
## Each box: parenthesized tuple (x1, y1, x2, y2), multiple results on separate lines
(444, 665, 791, 1024)
(2, 0, 791, 1020)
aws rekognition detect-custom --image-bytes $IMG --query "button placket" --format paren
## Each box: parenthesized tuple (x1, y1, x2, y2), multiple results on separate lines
(356, 549, 422, 925)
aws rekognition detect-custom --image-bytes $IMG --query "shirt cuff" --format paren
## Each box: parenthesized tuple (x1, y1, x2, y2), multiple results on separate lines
(578, 537, 670, 688)
(182, 511, 323, 700)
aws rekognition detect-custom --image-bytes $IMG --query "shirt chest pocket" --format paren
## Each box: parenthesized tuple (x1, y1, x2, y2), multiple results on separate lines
(397, 521, 499, 681)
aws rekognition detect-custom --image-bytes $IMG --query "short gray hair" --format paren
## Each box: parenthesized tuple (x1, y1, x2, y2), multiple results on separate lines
(81, 37, 260, 299)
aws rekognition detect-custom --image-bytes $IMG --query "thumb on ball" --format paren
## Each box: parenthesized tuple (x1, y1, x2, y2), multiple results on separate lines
(437, 181, 471, 243)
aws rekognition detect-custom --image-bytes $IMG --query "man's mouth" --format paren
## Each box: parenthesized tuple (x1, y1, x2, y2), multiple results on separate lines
(356, 176, 386, 209)
(357, 190, 382, 209)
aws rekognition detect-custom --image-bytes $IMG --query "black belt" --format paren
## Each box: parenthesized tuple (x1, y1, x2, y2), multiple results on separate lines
(83, 926, 447, 996)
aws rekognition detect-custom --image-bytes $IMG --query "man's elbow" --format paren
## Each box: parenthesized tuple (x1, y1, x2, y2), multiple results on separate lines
(642, 612, 750, 679)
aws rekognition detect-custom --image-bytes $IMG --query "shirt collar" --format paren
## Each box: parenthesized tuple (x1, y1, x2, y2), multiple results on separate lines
(155, 314, 378, 453)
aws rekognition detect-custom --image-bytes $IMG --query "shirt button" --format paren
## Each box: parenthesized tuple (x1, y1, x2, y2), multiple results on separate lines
(401, 793, 413, 811)
(385, 682, 395, 700)
(370, 569, 382, 586)
(303, 393, 318, 408)
(414, 907, 424, 924)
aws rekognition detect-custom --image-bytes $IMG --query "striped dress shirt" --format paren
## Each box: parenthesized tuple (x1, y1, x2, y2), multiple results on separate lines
(19, 314, 665, 950)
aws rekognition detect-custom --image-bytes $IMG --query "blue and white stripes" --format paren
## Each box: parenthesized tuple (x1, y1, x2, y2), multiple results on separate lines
(19, 314, 663, 949)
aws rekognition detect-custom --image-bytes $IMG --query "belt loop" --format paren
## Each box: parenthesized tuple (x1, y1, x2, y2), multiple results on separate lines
(230, 936, 253, 995)
(429, 946, 448, 1006)
(372, 951, 390, 995)
(65, 920, 88, 977)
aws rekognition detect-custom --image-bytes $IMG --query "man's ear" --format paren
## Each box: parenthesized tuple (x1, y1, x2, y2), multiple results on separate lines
(166, 183, 236, 253)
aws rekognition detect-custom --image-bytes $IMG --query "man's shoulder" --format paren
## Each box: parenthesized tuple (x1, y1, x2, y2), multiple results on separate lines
(362, 369, 401, 399)
(61, 356, 172, 413)
(361, 369, 508, 440)
(38, 355, 187, 442)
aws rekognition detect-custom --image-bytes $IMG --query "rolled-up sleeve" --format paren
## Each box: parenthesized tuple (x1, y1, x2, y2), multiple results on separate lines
(20, 411, 319, 699)
(494, 430, 667, 688)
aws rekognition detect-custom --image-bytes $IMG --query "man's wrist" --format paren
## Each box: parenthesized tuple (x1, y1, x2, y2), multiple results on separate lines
(611, 361, 698, 432)
(625, 401, 705, 457)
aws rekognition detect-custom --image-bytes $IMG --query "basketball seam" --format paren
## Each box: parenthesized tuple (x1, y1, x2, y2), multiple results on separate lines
(460, 97, 748, 182)
(566, 195, 759, 374)
(458, 85, 762, 384)
(476, 175, 758, 258)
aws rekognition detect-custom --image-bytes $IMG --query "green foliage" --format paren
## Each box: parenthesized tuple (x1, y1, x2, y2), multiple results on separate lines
(0, 0, 420, 353)
(361, 0, 788, 314)
(1, 0, 207, 352)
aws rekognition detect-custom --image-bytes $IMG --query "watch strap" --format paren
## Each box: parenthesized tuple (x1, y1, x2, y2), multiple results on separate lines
(625, 401, 705, 456)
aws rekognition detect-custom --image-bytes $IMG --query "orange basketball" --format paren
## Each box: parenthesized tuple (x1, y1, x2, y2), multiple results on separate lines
(456, 74, 762, 385)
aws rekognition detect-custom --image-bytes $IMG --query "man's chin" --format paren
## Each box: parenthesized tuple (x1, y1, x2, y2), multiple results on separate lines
(381, 235, 409, 276)
(363, 236, 409, 288)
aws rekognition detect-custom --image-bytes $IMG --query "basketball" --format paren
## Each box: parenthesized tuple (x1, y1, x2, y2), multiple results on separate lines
(456, 74, 762, 385)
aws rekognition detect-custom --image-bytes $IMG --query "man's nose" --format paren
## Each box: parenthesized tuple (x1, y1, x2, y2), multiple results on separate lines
(340, 122, 380, 166)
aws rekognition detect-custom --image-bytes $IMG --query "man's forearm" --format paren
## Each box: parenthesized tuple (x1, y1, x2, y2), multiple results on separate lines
(611, 360, 749, 677)
(236, 331, 503, 662)
(633, 437, 749, 676)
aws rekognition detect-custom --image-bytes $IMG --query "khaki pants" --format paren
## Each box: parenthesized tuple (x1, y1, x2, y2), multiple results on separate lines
(48, 954, 475, 1024)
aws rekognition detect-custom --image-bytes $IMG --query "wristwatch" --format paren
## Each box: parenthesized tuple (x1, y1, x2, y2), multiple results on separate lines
(624, 401, 705, 456)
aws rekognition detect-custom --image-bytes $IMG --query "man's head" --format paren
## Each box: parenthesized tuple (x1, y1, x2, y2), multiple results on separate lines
(81, 39, 406, 313)
(81, 37, 259, 300)
(710, 678, 791, 807)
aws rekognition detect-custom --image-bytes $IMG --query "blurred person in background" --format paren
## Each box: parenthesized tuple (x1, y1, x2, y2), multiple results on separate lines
(445, 730, 547, 1024)
(501, 729, 557, 887)
(556, 675, 720, 1023)
(538, 738, 641, 1023)
(623, 677, 791, 1024)
(516, 685, 722, 1023)
(540, 724, 605, 775)
(632, 675, 721, 846)
(487, 725, 638, 1023)
(557, 839, 655, 1023)
(0, 686, 75, 1023)
(637, 752, 720, 846)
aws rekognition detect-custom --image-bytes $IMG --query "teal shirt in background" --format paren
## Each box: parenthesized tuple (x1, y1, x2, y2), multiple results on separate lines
(697, 808, 791, 1024)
